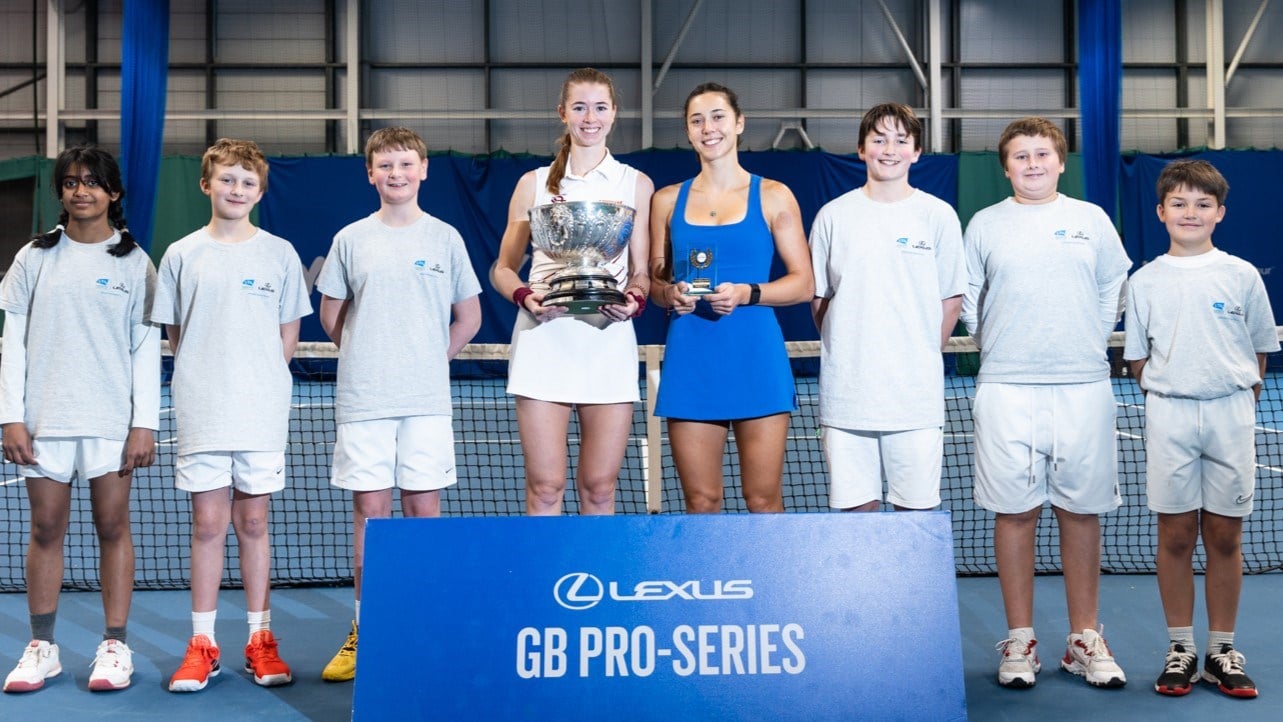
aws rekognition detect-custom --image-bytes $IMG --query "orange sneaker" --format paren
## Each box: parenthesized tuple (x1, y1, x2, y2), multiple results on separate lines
(244, 630, 292, 687)
(168, 635, 220, 693)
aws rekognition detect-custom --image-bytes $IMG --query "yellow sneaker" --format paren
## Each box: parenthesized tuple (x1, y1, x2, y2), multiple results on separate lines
(321, 621, 357, 682)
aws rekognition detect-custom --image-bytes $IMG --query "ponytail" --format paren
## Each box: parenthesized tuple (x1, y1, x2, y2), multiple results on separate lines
(546, 131, 572, 195)
(31, 211, 70, 249)
(106, 200, 138, 257)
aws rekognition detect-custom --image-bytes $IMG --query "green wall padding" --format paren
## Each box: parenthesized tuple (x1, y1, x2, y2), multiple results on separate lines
(956, 151, 1086, 227)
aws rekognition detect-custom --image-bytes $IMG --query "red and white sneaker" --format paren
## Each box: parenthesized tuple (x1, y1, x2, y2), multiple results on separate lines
(244, 630, 292, 687)
(1061, 628, 1126, 688)
(169, 634, 220, 692)
(88, 639, 134, 691)
(3, 640, 61, 693)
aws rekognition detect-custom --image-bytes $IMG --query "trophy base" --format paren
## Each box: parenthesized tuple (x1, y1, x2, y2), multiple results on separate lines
(542, 268, 626, 315)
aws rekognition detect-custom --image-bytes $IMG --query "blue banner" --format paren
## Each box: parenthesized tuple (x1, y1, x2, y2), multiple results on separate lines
(355, 513, 965, 721)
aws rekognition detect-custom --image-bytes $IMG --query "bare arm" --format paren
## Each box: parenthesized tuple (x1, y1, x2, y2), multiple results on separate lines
(491, 171, 566, 323)
(756, 179, 815, 305)
(319, 294, 350, 348)
(601, 172, 657, 322)
(648, 184, 696, 315)
(447, 296, 482, 360)
(279, 318, 301, 363)
(1129, 358, 1147, 394)
(811, 297, 829, 332)
(166, 324, 182, 357)
(941, 295, 963, 349)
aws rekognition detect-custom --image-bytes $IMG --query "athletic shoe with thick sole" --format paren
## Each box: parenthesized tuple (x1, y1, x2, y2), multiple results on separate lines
(245, 630, 292, 687)
(88, 639, 134, 691)
(3, 640, 61, 693)
(995, 636, 1040, 689)
(169, 635, 220, 693)
(1153, 642, 1197, 696)
(1202, 644, 1258, 698)
(322, 621, 358, 682)
(1061, 628, 1126, 688)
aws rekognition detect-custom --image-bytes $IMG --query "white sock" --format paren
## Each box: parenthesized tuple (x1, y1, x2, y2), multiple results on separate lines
(354, 600, 361, 625)
(1168, 625, 1196, 654)
(1208, 630, 1235, 652)
(192, 610, 217, 647)
(248, 609, 271, 636)
(1008, 627, 1035, 644)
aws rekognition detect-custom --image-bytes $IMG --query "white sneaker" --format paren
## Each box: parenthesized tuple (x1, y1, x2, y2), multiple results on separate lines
(3, 640, 62, 693)
(88, 639, 134, 691)
(1061, 628, 1126, 688)
(995, 635, 1041, 688)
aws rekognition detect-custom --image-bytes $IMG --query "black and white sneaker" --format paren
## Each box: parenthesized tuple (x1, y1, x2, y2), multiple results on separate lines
(1153, 643, 1197, 696)
(1202, 644, 1257, 699)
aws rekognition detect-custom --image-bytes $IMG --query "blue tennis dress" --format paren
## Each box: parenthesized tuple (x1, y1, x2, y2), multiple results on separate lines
(655, 175, 796, 420)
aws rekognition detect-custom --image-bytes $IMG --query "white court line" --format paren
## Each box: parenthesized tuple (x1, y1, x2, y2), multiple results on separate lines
(1257, 463, 1283, 474)
(1256, 426, 1283, 434)
(2, 477, 22, 486)
(1117, 431, 1142, 441)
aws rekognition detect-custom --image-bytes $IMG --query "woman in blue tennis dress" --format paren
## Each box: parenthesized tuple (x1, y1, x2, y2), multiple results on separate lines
(650, 82, 814, 513)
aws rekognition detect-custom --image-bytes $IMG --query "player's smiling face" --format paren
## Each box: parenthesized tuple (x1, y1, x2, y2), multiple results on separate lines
(201, 162, 264, 221)
(686, 92, 744, 161)
(559, 82, 615, 149)
(59, 164, 118, 224)
(368, 148, 427, 205)
(858, 116, 921, 183)
(1003, 134, 1064, 204)
(1157, 185, 1224, 255)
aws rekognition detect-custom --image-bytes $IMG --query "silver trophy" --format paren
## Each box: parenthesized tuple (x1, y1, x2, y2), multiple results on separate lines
(528, 200, 635, 314)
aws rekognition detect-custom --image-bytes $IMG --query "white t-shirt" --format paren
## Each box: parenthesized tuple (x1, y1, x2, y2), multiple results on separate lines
(0, 233, 158, 438)
(316, 212, 482, 424)
(1124, 249, 1279, 399)
(152, 228, 312, 454)
(961, 194, 1132, 384)
(810, 188, 966, 429)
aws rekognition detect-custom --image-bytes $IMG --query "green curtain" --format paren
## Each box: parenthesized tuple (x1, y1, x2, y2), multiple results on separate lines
(956, 151, 1085, 228)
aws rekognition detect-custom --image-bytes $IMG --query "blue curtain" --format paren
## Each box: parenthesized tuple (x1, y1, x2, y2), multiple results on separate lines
(1077, 0, 1122, 221)
(120, 0, 169, 249)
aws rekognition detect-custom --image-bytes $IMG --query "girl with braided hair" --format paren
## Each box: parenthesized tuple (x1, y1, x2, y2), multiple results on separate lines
(1, 145, 159, 693)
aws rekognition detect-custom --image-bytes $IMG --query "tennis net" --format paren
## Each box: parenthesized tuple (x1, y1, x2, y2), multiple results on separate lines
(2, 334, 1281, 591)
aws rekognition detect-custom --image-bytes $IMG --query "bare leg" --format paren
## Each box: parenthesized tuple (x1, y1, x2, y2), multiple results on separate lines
(89, 471, 135, 629)
(730, 414, 789, 513)
(25, 478, 72, 618)
(189, 489, 232, 613)
(1155, 511, 1198, 628)
(993, 507, 1040, 629)
(232, 492, 272, 613)
(1054, 506, 1102, 633)
(1201, 511, 1244, 633)
(401, 489, 442, 518)
(573, 403, 633, 515)
(516, 397, 572, 515)
(351, 489, 393, 602)
(669, 419, 730, 513)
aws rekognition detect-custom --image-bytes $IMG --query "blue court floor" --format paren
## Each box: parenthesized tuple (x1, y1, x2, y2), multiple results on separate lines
(1, 574, 1280, 720)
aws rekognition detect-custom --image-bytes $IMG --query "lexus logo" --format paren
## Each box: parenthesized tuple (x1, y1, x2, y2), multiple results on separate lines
(553, 572, 604, 610)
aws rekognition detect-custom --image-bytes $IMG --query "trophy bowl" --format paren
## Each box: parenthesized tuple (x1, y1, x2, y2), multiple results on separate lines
(528, 200, 635, 314)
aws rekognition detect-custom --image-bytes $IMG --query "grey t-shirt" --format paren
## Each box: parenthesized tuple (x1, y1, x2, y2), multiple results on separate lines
(316, 213, 482, 424)
(152, 228, 312, 455)
(1124, 249, 1279, 399)
(0, 234, 157, 438)
(961, 195, 1132, 384)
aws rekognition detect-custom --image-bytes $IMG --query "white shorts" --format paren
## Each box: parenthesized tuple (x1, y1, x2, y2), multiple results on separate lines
(331, 415, 458, 492)
(973, 380, 1121, 515)
(18, 437, 127, 483)
(823, 426, 942, 509)
(1145, 389, 1256, 517)
(176, 450, 287, 495)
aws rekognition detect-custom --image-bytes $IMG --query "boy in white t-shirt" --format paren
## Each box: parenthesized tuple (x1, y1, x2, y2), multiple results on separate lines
(1124, 159, 1277, 699)
(316, 127, 482, 682)
(961, 117, 1132, 690)
(154, 139, 313, 693)
(809, 102, 965, 512)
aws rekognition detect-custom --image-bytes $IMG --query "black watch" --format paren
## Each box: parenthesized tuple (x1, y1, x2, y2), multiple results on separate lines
(746, 283, 761, 306)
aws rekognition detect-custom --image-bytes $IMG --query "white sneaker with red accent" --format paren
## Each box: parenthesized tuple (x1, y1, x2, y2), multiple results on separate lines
(1061, 628, 1126, 688)
(995, 635, 1041, 688)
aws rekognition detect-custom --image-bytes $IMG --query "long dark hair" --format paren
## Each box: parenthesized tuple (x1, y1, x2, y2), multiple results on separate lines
(32, 145, 139, 257)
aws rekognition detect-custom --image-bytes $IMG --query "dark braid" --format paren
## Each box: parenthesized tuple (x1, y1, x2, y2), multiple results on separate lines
(31, 210, 69, 249)
(106, 199, 138, 257)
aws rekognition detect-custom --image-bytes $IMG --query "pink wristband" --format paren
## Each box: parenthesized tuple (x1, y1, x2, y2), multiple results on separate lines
(627, 291, 647, 318)
(512, 286, 535, 309)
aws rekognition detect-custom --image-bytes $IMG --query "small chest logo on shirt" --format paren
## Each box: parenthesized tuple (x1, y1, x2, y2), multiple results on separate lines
(1211, 301, 1244, 318)
(896, 237, 933, 254)
(414, 259, 446, 276)
(1055, 229, 1090, 244)
(241, 278, 277, 297)
(95, 277, 129, 296)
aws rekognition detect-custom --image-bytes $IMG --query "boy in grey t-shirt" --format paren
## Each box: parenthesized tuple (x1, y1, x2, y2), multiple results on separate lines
(316, 127, 482, 682)
(1125, 159, 1278, 699)
(155, 139, 312, 693)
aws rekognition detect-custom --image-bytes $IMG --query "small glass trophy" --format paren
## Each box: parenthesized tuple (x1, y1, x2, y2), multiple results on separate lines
(679, 244, 718, 296)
